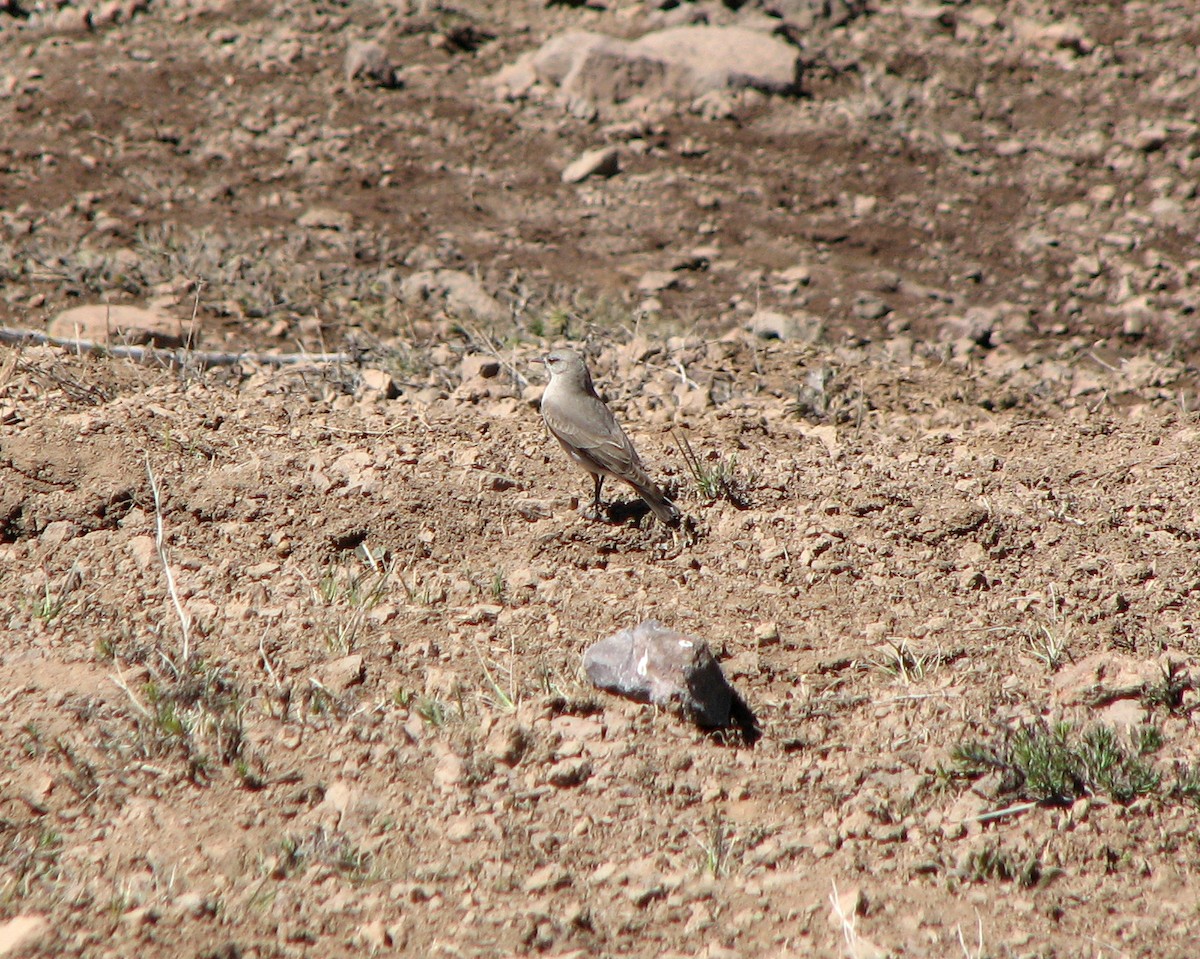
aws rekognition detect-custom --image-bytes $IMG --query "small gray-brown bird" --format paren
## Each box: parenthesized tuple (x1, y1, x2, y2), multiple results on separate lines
(537, 348, 680, 525)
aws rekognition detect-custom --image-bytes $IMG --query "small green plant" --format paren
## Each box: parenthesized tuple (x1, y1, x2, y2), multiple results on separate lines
(1129, 724, 1163, 754)
(53, 737, 100, 802)
(21, 722, 43, 758)
(1142, 660, 1194, 714)
(331, 839, 373, 881)
(317, 567, 341, 605)
(1009, 721, 1085, 801)
(2, 824, 65, 900)
(489, 568, 506, 602)
(674, 430, 755, 507)
(271, 828, 375, 883)
(275, 835, 306, 879)
(533, 292, 631, 337)
(1079, 725, 1162, 803)
(1026, 623, 1071, 671)
(962, 840, 1045, 888)
(107, 885, 135, 917)
(537, 664, 570, 700)
(307, 682, 335, 717)
(153, 696, 188, 740)
(326, 618, 359, 656)
(32, 580, 67, 623)
(235, 757, 268, 790)
(874, 639, 932, 683)
(317, 554, 390, 610)
(530, 307, 572, 338)
(1171, 762, 1200, 807)
(130, 662, 247, 782)
(397, 567, 439, 607)
(697, 455, 742, 500)
(694, 813, 735, 878)
(315, 551, 393, 654)
(933, 760, 961, 794)
(478, 656, 517, 714)
(414, 695, 447, 727)
(953, 719, 1161, 805)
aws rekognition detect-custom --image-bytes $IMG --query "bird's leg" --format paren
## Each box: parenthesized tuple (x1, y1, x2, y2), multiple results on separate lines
(585, 474, 605, 520)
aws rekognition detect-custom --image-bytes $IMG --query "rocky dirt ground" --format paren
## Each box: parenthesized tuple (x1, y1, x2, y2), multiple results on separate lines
(3, 0, 1200, 957)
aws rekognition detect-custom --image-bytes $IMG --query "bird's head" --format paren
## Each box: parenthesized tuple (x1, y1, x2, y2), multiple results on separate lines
(535, 348, 592, 389)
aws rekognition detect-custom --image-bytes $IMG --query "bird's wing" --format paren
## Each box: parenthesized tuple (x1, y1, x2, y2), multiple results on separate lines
(543, 393, 647, 480)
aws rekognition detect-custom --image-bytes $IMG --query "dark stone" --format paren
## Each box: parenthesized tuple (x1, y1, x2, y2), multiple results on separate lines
(583, 619, 745, 729)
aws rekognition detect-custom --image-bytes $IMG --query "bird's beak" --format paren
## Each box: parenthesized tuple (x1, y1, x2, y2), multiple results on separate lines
(530, 357, 545, 365)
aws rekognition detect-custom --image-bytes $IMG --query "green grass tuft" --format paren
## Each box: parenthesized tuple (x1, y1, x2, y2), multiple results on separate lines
(953, 718, 1162, 805)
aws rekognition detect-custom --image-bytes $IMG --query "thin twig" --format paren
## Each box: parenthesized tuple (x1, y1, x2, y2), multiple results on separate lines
(0, 349, 16, 389)
(0, 326, 354, 369)
(110, 667, 153, 719)
(187, 280, 204, 350)
(259, 633, 279, 687)
(318, 424, 408, 438)
(955, 911, 985, 959)
(829, 879, 859, 954)
(675, 358, 700, 390)
(672, 428, 703, 484)
(462, 321, 530, 390)
(964, 800, 1040, 823)
(875, 691, 962, 705)
(1087, 350, 1119, 373)
(146, 457, 193, 665)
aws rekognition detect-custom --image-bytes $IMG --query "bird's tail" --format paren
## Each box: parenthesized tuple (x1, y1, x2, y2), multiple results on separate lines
(639, 483, 681, 525)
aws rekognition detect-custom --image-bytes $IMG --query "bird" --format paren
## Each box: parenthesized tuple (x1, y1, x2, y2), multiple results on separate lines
(536, 348, 680, 526)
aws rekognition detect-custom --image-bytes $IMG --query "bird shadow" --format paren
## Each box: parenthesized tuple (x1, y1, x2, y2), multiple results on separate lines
(594, 499, 690, 531)
(592, 498, 650, 524)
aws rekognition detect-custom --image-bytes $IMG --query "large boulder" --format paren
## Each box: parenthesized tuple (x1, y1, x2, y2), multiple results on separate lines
(48, 304, 195, 348)
(491, 25, 801, 114)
